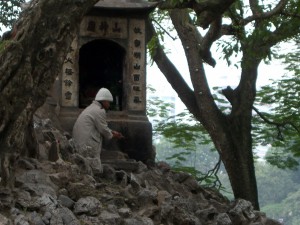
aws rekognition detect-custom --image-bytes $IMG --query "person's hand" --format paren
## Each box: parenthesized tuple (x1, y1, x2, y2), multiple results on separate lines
(112, 131, 124, 139)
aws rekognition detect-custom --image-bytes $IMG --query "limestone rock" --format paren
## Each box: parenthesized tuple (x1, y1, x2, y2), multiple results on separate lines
(58, 195, 75, 209)
(99, 210, 121, 225)
(0, 115, 283, 225)
(74, 196, 102, 216)
(0, 213, 12, 225)
(123, 217, 154, 225)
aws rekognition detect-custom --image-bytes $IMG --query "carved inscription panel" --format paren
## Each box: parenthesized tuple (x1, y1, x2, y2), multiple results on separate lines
(128, 19, 146, 111)
(80, 16, 128, 38)
(61, 37, 78, 107)
(61, 16, 147, 113)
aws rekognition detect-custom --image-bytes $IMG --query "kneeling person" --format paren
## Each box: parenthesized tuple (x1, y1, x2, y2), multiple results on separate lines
(72, 88, 123, 175)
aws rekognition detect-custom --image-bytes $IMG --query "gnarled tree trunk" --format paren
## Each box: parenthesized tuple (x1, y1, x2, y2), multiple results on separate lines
(149, 8, 261, 209)
(149, 0, 297, 208)
(0, 0, 98, 187)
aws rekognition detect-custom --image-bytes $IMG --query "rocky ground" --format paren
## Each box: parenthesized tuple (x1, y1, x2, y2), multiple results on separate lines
(0, 105, 281, 225)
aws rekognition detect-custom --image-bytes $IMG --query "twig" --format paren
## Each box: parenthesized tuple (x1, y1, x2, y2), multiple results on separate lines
(200, 157, 222, 189)
(151, 19, 177, 41)
(241, 0, 288, 25)
(253, 106, 300, 138)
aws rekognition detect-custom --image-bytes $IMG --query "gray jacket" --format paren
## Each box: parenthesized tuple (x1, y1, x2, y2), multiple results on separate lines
(72, 101, 113, 157)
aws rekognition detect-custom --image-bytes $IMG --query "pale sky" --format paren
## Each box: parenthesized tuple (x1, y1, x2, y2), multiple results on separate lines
(146, 36, 286, 114)
(146, 38, 287, 159)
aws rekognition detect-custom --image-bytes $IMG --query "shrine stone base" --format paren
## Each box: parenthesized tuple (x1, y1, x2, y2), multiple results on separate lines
(58, 107, 154, 166)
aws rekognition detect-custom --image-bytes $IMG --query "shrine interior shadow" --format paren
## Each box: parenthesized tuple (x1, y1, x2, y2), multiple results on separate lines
(79, 39, 125, 110)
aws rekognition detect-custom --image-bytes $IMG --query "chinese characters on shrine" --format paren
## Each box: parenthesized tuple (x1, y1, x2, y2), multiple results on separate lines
(128, 19, 145, 111)
(80, 16, 128, 39)
(61, 38, 78, 106)
(61, 15, 147, 112)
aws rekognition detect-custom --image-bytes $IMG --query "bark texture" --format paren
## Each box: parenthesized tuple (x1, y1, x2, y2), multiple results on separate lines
(159, 0, 236, 28)
(149, 0, 299, 210)
(154, 9, 260, 210)
(0, 0, 98, 187)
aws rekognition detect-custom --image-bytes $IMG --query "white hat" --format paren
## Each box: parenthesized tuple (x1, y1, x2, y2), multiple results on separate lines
(95, 88, 113, 102)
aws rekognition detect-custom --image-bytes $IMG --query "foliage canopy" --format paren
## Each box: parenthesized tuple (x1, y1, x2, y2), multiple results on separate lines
(0, 0, 24, 30)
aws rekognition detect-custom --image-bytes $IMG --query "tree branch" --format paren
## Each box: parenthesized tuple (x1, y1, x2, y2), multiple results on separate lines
(146, 20, 201, 119)
(168, 9, 224, 124)
(158, 0, 236, 28)
(201, 16, 222, 67)
(199, 157, 222, 189)
(151, 19, 176, 41)
(249, 0, 263, 27)
(281, 12, 300, 18)
(253, 106, 300, 136)
(259, 15, 300, 50)
(249, 0, 261, 17)
(221, 24, 236, 36)
(167, 9, 218, 67)
(241, 0, 288, 25)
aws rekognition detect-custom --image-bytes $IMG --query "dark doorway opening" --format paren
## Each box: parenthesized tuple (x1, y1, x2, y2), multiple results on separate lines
(79, 39, 125, 110)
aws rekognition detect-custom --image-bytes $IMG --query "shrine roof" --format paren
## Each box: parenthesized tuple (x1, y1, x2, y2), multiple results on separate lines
(94, 0, 158, 10)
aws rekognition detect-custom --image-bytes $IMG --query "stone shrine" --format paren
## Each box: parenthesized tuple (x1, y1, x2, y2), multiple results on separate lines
(52, 0, 157, 165)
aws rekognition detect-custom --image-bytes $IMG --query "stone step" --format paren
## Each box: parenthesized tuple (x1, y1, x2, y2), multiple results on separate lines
(102, 159, 145, 172)
(101, 149, 128, 161)
(101, 149, 147, 172)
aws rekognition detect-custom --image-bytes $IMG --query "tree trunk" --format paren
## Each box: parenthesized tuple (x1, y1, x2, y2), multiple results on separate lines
(150, 0, 298, 211)
(222, 51, 261, 210)
(222, 112, 259, 210)
(151, 9, 260, 209)
(0, 0, 98, 187)
(222, 130, 259, 210)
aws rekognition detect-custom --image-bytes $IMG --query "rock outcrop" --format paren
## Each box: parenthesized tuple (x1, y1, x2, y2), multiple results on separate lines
(0, 109, 281, 225)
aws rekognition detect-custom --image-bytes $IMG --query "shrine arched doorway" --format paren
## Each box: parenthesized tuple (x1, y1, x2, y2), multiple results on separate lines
(78, 39, 125, 110)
